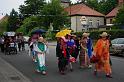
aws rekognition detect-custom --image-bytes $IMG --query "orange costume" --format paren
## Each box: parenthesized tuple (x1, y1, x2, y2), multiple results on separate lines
(94, 39, 112, 74)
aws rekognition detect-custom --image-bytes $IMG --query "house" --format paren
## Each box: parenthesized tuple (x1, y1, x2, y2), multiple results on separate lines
(64, 3, 105, 32)
(0, 15, 9, 33)
(106, 0, 124, 25)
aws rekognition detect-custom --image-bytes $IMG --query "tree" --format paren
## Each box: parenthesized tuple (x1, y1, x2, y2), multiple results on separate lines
(7, 9, 19, 31)
(83, 0, 118, 15)
(19, 0, 46, 17)
(16, 16, 41, 35)
(41, 0, 69, 30)
(85, 0, 99, 11)
(115, 5, 124, 25)
(97, 0, 118, 14)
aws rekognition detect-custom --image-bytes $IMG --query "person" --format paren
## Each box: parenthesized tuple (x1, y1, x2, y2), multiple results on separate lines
(93, 32, 112, 78)
(0, 36, 4, 53)
(56, 37, 68, 75)
(106, 34, 112, 66)
(34, 37, 47, 75)
(17, 35, 25, 51)
(79, 33, 90, 68)
(87, 33, 93, 68)
(75, 36, 81, 60)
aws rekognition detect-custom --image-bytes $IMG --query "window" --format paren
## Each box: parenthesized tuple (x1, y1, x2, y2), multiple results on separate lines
(110, 19, 113, 24)
(97, 20, 100, 26)
(89, 20, 93, 26)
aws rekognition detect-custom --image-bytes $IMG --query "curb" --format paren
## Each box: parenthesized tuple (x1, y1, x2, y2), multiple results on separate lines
(0, 57, 32, 82)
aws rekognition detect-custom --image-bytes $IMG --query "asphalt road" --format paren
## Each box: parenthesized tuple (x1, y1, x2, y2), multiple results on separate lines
(0, 43, 124, 82)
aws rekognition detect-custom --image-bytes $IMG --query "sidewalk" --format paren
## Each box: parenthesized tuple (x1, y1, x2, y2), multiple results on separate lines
(0, 56, 32, 82)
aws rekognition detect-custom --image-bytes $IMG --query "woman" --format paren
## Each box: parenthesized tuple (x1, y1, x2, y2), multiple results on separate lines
(56, 37, 68, 75)
(93, 32, 112, 78)
(79, 33, 90, 68)
(34, 37, 47, 75)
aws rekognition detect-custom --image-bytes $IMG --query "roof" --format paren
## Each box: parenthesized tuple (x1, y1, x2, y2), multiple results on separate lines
(106, 7, 119, 18)
(0, 15, 9, 23)
(64, 3, 105, 17)
(61, 0, 70, 3)
(0, 16, 4, 20)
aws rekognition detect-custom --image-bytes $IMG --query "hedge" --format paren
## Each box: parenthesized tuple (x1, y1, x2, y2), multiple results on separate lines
(76, 29, 124, 40)
(50, 29, 124, 41)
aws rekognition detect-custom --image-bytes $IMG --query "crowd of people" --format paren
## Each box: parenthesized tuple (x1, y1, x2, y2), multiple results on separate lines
(56, 32, 112, 78)
(0, 31, 112, 78)
(0, 33, 25, 54)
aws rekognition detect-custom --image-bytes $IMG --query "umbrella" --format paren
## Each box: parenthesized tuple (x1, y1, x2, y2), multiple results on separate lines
(31, 29, 46, 34)
(55, 29, 72, 37)
(61, 29, 72, 33)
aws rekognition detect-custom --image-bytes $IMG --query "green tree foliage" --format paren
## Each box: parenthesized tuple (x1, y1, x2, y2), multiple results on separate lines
(19, 0, 46, 17)
(7, 9, 19, 31)
(84, 0, 118, 15)
(41, 0, 69, 30)
(16, 16, 40, 35)
(115, 5, 124, 25)
(85, 0, 99, 11)
(97, 0, 118, 14)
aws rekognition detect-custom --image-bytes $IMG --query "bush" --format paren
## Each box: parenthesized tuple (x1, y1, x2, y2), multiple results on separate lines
(75, 30, 124, 40)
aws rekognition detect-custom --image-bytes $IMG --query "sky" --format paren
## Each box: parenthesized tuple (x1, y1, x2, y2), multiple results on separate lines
(0, 0, 77, 19)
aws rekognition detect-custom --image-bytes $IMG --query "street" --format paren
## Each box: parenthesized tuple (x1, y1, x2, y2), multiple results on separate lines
(0, 43, 124, 82)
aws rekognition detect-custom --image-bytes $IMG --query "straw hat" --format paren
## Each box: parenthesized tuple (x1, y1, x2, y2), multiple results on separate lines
(71, 34, 76, 37)
(38, 37, 44, 42)
(100, 32, 108, 37)
(82, 32, 89, 37)
(60, 36, 67, 42)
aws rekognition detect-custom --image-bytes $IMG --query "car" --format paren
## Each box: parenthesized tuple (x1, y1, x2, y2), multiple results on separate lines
(110, 38, 124, 56)
(23, 36, 30, 43)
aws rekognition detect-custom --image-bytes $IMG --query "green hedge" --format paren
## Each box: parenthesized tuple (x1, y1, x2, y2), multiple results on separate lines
(76, 30, 124, 40)
(48, 29, 124, 41)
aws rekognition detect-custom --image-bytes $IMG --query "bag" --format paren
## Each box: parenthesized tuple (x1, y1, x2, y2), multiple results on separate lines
(69, 56, 76, 63)
(90, 55, 99, 63)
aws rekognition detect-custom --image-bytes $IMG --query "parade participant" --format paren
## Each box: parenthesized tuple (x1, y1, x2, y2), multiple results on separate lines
(34, 37, 47, 75)
(87, 33, 93, 68)
(0, 36, 4, 53)
(66, 34, 76, 71)
(73, 35, 80, 61)
(56, 37, 68, 75)
(29, 34, 39, 62)
(93, 32, 112, 78)
(79, 33, 89, 68)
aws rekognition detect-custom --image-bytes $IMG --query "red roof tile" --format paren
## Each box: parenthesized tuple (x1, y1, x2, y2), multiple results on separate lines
(64, 3, 104, 17)
(106, 7, 119, 17)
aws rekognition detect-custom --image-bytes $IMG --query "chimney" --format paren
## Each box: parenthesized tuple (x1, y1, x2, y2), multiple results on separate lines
(118, 0, 124, 6)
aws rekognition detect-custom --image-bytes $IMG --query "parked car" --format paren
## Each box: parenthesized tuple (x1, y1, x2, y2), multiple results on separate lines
(110, 38, 124, 56)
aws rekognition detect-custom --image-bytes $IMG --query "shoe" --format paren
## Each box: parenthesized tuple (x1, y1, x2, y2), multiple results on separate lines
(94, 71, 97, 76)
(60, 71, 65, 75)
(70, 69, 73, 72)
(106, 75, 112, 78)
(42, 71, 47, 75)
(88, 65, 92, 68)
(35, 69, 40, 73)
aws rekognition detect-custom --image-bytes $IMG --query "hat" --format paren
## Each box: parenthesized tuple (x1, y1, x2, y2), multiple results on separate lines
(38, 37, 44, 42)
(71, 34, 76, 37)
(82, 32, 89, 37)
(60, 36, 67, 42)
(100, 32, 108, 37)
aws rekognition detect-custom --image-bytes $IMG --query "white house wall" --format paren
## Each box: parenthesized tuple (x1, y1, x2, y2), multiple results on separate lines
(106, 17, 114, 24)
(71, 16, 77, 31)
(71, 16, 105, 32)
